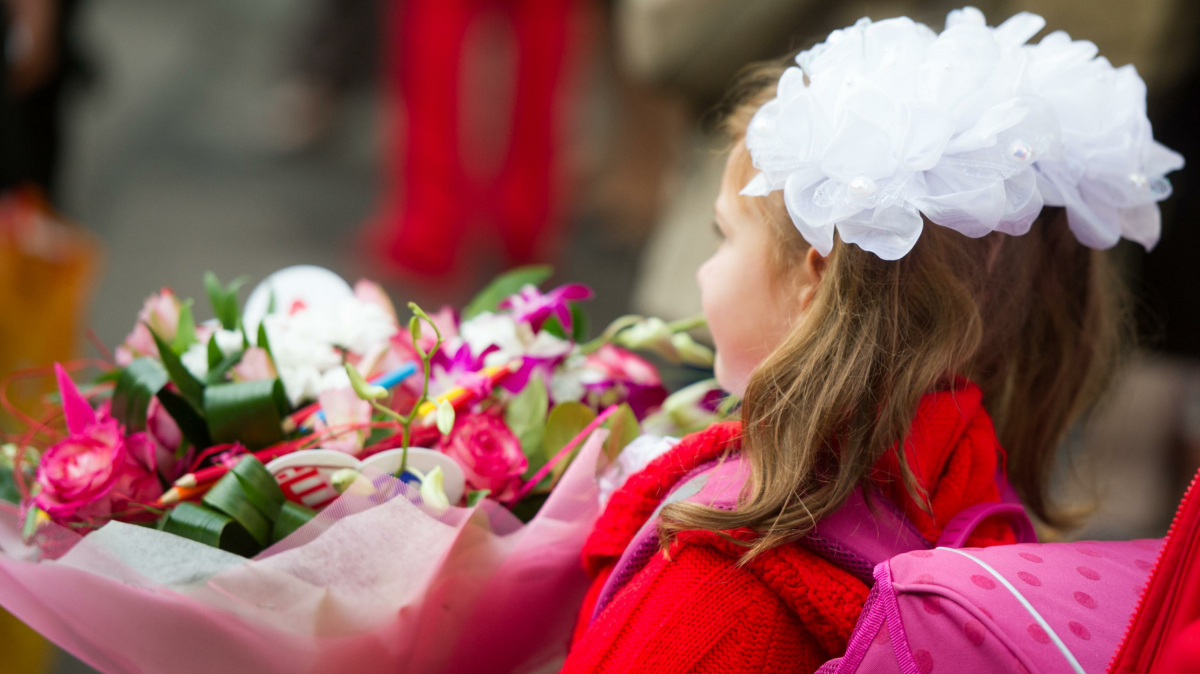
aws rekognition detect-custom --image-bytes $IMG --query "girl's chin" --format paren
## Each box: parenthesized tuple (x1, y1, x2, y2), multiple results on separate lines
(713, 354, 748, 398)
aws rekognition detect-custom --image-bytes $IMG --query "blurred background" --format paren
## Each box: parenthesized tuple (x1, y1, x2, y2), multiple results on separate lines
(0, 0, 1197, 671)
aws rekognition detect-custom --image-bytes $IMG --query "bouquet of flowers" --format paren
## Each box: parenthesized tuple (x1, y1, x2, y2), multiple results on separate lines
(0, 264, 727, 674)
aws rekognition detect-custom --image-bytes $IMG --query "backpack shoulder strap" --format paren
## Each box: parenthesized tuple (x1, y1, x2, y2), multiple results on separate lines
(593, 453, 1037, 622)
(805, 488, 931, 582)
(935, 501, 1038, 548)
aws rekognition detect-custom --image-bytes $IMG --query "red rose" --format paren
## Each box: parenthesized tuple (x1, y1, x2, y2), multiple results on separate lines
(439, 413, 527, 501)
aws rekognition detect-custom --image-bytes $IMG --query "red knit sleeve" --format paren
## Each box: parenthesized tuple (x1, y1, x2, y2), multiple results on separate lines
(561, 542, 831, 674)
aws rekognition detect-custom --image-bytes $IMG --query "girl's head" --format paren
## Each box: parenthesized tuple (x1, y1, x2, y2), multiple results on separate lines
(673, 9, 1182, 557)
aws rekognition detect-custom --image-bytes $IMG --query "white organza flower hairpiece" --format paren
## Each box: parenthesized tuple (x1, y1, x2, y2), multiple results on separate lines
(741, 6, 1185, 260)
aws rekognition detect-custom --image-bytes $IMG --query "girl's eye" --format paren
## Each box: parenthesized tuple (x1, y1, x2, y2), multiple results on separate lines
(712, 221, 725, 240)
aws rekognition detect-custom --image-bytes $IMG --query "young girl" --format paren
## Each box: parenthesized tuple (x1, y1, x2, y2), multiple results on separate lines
(561, 7, 1182, 674)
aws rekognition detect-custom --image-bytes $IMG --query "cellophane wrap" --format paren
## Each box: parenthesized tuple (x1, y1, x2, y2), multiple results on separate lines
(0, 431, 609, 674)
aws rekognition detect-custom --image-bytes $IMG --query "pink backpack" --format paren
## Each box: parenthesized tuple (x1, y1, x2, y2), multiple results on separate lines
(594, 456, 1185, 674)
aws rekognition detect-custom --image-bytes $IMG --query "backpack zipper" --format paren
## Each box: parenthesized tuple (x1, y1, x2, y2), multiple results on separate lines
(1108, 468, 1200, 673)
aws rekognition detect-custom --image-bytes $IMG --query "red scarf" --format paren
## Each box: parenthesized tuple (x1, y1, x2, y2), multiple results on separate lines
(566, 381, 1016, 674)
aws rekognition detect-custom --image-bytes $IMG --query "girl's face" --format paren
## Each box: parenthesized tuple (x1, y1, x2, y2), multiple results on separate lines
(698, 147, 818, 396)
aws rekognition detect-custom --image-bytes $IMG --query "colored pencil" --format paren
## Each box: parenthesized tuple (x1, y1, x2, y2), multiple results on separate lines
(172, 439, 308, 489)
(281, 361, 418, 432)
(415, 361, 520, 424)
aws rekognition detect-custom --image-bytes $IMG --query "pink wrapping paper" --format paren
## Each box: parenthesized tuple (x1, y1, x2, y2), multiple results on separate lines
(0, 431, 610, 674)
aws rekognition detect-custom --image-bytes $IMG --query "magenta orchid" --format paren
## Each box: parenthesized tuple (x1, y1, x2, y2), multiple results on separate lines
(430, 342, 497, 398)
(499, 283, 592, 333)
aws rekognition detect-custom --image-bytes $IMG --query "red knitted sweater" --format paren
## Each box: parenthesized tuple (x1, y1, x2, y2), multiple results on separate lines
(561, 382, 1015, 674)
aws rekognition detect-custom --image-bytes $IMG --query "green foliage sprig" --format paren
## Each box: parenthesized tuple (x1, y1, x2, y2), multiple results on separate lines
(347, 302, 447, 476)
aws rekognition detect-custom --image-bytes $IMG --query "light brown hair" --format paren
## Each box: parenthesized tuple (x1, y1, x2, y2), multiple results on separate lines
(660, 58, 1131, 559)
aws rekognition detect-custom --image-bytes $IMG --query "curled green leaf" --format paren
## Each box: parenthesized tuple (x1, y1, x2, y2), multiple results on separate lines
(272, 501, 316, 543)
(162, 501, 259, 557)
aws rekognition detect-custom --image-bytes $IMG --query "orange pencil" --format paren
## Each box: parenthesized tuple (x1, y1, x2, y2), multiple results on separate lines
(157, 482, 212, 507)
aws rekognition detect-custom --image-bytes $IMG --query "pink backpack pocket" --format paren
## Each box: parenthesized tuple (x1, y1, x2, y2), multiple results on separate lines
(821, 539, 1160, 674)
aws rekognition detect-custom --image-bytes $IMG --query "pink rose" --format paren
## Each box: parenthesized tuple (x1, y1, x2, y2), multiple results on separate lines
(439, 413, 527, 501)
(34, 364, 164, 524)
(114, 289, 182, 365)
(110, 433, 165, 521)
(34, 417, 126, 519)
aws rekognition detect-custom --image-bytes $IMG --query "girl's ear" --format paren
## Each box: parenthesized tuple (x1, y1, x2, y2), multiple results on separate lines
(798, 247, 827, 310)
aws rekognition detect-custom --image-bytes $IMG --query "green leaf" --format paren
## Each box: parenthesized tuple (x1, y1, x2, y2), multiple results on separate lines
(257, 323, 273, 357)
(0, 465, 20, 505)
(272, 501, 316, 543)
(156, 388, 213, 449)
(202, 470, 272, 547)
(601, 403, 640, 462)
(541, 314, 568, 339)
(571, 302, 589, 342)
(466, 490, 491, 507)
(229, 456, 286, 520)
(365, 421, 395, 447)
(508, 493, 548, 524)
(507, 375, 548, 463)
(92, 369, 123, 385)
(172, 299, 198, 354)
(462, 265, 554, 320)
(207, 334, 223, 370)
(148, 325, 205, 411)
(204, 272, 248, 331)
(540, 402, 596, 484)
(162, 502, 259, 557)
(204, 380, 288, 450)
(111, 358, 169, 432)
(205, 348, 245, 385)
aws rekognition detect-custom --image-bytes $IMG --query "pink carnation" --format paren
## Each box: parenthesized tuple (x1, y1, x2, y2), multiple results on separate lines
(439, 413, 527, 501)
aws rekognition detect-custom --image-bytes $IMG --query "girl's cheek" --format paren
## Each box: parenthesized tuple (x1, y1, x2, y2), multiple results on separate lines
(697, 252, 725, 325)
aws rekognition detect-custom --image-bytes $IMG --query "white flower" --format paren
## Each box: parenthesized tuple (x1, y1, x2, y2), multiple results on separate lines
(743, 7, 1184, 260)
(458, 312, 572, 368)
(460, 312, 526, 367)
(549, 353, 587, 403)
(181, 325, 246, 380)
(597, 435, 679, 506)
(180, 344, 210, 380)
(212, 327, 244, 356)
(252, 297, 399, 407)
